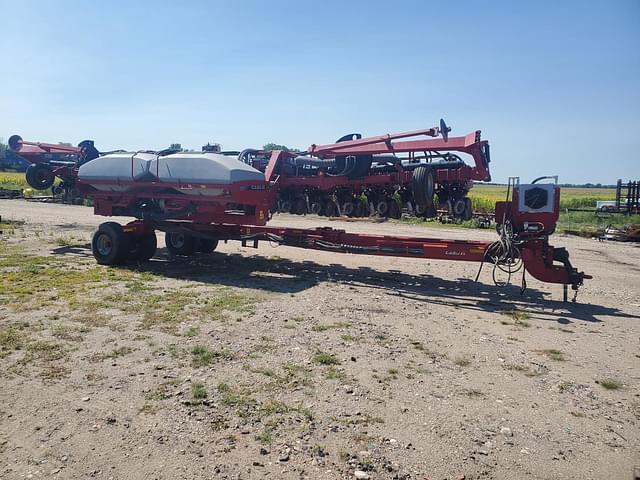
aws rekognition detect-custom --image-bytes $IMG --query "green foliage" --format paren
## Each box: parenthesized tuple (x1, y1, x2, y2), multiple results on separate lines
(311, 352, 340, 365)
(0, 171, 59, 196)
(538, 348, 565, 361)
(558, 211, 640, 237)
(262, 143, 291, 152)
(598, 378, 622, 390)
(191, 344, 234, 367)
(468, 184, 617, 212)
(192, 382, 207, 399)
(262, 143, 302, 153)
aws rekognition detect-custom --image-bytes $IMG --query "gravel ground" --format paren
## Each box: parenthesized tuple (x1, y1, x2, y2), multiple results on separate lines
(0, 199, 638, 480)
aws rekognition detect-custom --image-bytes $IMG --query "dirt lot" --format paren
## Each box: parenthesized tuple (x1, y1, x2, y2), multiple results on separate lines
(1, 200, 639, 480)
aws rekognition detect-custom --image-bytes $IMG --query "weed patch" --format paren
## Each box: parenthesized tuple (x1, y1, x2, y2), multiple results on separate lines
(537, 349, 566, 361)
(191, 344, 234, 367)
(312, 352, 340, 365)
(0, 325, 30, 358)
(598, 378, 622, 390)
(312, 322, 351, 332)
(192, 382, 208, 400)
(454, 356, 471, 367)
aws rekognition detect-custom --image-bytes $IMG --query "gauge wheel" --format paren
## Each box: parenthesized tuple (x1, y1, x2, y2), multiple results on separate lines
(25, 164, 55, 190)
(165, 232, 196, 256)
(92, 222, 130, 265)
(197, 238, 219, 254)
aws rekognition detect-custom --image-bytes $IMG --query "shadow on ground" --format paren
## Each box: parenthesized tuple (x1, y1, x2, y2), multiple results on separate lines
(51, 243, 638, 324)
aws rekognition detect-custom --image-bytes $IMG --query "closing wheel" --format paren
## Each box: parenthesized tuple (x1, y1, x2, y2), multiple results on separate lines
(376, 200, 389, 216)
(293, 199, 307, 215)
(462, 197, 473, 221)
(92, 222, 130, 265)
(165, 232, 196, 256)
(129, 231, 157, 261)
(325, 201, 338, 217)
(412, 166, 434, 207)
(25, 163, 54, 190)
(388, 201, 401, 219)
(342, 202, 355, 216)
(453, 199, 466, 217)
(310, 202, 323, 215)
(197, 238, 218, 254)
(280, 201, 292, 214)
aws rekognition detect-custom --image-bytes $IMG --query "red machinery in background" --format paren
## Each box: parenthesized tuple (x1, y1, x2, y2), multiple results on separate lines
(8, 134, 102, 201)
(242, 120, 490, 220)
(8, 125, 588, 300)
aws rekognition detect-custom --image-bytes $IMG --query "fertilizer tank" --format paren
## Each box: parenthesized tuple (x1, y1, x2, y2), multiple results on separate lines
(78, 151, 265, 194)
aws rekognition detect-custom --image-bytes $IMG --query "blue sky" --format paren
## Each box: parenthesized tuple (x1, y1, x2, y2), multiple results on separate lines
(1, 0, 638, 183)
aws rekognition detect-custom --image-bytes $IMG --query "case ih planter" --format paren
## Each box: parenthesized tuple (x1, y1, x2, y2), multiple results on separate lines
(9, 122, 588, 299)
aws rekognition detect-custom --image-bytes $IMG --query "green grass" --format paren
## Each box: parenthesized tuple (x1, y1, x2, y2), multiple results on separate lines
(558, 381, 574, 393)
(312, 352, 340, 365)
(0, 171, 60, 196)
(598, 378, 622, 390)
(182, 326, 200, 337)
(312, 321, 351, 332)
(557, 211, 640, 237)
(462, 388, 483, 397)
(192, 382, 208, 400)
(217, 382, 257, 410)
(537, 348, 566, 361)
(468, 184, 617, 211)
(453, 356, 471, 367)
(24, 340, 66, 362)
(90, 346, 133, 362)
(500, 308, 530, 321)
(244, 364, 277, 377)
(191, 344, 234, 367)
(397, 184, 640, 235)
(0, 325, 29, 358)
(503, 363, 542, 377)
(255, 430, 274, 445)
(325, 366, 346, 379)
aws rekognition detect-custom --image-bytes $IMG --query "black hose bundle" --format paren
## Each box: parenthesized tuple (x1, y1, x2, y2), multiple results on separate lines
(475, 221, 525, 289)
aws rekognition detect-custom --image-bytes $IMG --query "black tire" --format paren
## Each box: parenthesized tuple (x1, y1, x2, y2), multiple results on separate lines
(129, 232, 157, 261)
(310, 202, 323, 215)
(92, 222, 130, 265)
(25, 164, 55, 190)
(462, 197, 473, 221)
(453, 199, 466, 217)
(280, 201, 292, 214)
(388, 201, 401, 219)
(412, 166, 434, 207)
(376, 200, 389, 216)
(342, 202, 355, 216)
(8, 134, 23, 151)
(293, 199, 307, 215)
(197, 238, 218, 254)
(165, 232, 196, 256)
(325, 201, 338, 217)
